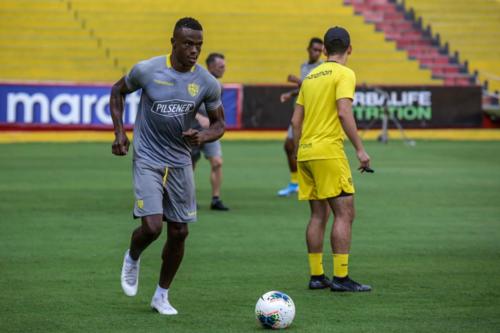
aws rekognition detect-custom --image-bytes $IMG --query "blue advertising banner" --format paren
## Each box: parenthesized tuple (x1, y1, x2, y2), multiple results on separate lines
(0, 82, 242, 129)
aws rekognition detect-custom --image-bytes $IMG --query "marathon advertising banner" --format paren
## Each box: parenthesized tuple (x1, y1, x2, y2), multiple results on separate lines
(0, 82, 242, 129)
(243, 85, 483, 129)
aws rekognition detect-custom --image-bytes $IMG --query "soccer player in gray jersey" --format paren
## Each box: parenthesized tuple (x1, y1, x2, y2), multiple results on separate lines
(277, 37, 324, 197)
(191, 53, 229, 211)
(110, 17, 225, 315)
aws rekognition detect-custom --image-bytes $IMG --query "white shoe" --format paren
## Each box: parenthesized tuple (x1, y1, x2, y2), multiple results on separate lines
(120, 250, 140, 296)
(151, 293, 178, 315)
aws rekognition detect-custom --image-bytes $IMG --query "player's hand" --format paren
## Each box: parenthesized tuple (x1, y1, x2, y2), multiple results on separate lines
(356, 149, 371, 172)
(287, 74, 301, 84)
(182, 128, 202, 146)
(280, 92, 292, 103)
(112, 131, 130, 156)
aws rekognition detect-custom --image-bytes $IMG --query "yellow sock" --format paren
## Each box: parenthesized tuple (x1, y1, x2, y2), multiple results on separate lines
(333, 253, 349, 278)
(290, 172, 298, 184)
(308, 253, 324, 276)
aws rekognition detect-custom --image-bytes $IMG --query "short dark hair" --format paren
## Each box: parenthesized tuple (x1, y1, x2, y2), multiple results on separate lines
(174, 17, 203, 32)
(206, 52, 225, 66)
(308, 37, 323, 48)
(324, 40, 349, 55)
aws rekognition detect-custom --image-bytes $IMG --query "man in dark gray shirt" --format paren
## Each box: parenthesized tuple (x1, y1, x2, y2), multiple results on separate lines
(110, 17, 225, 315)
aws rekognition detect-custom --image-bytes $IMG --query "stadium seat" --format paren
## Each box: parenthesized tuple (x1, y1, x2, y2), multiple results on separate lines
(403, 0, 500, 92)
(1, 0, 439, 85)
(0, 0, 121, 82)
(347, 0, 474, 86)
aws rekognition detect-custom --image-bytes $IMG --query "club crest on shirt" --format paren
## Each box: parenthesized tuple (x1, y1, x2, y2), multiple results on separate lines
(187, 83, 199, 97)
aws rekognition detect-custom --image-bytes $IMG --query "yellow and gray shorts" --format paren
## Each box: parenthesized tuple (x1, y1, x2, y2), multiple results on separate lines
(133, 160, 197, 223)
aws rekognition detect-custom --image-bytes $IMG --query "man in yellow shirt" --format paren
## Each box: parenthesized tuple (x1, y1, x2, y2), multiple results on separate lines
(291, 26, 372, 292)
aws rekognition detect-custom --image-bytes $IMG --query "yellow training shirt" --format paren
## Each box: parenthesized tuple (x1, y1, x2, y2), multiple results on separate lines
(296, 61, 356, 161)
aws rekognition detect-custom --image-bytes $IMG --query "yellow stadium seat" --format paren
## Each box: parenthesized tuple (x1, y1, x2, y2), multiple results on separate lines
(403, 0, 500, 92)
(1, 0, 439, 85)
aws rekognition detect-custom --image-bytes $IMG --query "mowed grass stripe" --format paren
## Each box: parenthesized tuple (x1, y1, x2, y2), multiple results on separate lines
(0, 141, 499, 332)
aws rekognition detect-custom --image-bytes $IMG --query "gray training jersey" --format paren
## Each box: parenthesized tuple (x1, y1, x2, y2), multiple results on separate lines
(192, 80, 223, 130)
(300, 60, 323, 80)
(125, 55, 222, 168)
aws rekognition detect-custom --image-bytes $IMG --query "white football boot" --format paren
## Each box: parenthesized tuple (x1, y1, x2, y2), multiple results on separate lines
(151, 292, 178, 315)
(120, 250, 140, 296)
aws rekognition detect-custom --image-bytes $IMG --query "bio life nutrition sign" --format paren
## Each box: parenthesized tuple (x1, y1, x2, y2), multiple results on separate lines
(352, 86, 482, 128)
(0, 82, 242, 129)
(354, 89, 432, 122)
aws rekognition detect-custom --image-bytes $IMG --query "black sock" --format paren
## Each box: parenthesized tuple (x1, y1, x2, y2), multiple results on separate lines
(212, 196, 220, 201)
(310, 274, 325, 281)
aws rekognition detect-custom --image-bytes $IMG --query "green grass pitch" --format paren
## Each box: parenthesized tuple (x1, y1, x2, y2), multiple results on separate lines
(0, 140, 499, 332)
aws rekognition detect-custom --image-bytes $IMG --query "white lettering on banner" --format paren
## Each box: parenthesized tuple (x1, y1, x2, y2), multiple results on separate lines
(95, 95, 112, 125)
(82, 95, 98, 124)
(354, 90, 431, 107)
(126, 92, 140, 124)
(7, 93, 50, 123)
(51, 94, 80, 124)
(5, 91, 140, 125)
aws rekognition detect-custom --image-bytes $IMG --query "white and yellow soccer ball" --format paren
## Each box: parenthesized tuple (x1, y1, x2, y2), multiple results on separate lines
(255, 291, 295, 329)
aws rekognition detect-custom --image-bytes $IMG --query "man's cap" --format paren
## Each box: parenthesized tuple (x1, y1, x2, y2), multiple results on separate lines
(324, 26, 350, 47)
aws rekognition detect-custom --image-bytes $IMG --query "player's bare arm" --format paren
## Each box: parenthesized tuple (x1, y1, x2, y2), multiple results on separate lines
(281, 74, 303, 103)
(183, 105, 225, 146)
(110, 76, 134, 156)
(291, 104, 304, 159)
(337, 98, 370, 170)
(287, 74, 302, 85)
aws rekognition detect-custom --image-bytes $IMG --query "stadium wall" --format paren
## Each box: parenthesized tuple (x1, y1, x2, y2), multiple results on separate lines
(243, 85, 483, 129)
(0, 82, 243, 130)
(0, 82, 482, 130)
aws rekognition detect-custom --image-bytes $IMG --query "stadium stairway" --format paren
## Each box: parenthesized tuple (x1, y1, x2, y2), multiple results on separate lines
(401, 0, 500, 93)
(345, 0, 476, 86)
(0, 0, 440, 85)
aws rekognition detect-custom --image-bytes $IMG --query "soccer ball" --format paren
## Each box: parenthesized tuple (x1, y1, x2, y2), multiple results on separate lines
(255, 291, 295, 329)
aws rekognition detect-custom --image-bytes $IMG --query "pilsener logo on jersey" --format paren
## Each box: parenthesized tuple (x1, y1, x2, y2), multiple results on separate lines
(151, 99, 195, 117)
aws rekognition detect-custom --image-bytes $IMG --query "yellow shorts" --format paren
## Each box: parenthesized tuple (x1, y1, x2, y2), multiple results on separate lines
(297, 158, 355, 200)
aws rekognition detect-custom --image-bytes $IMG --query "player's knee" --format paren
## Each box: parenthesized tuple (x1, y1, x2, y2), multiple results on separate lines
(338, 209, 355, 224)
(310, 213, 328, 225)
(142, 219, 163, 239)
(345, 206, 355, 221)
(210, 156, 222, 170)
(169, 223, 189, 242)
(349, 209, 356, 222)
